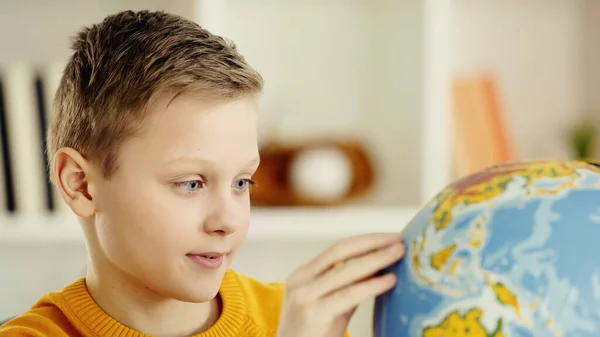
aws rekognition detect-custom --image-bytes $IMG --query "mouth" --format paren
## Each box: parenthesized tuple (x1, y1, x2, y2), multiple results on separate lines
(186, 252, 228, 270)
(190, 252, 226, 258)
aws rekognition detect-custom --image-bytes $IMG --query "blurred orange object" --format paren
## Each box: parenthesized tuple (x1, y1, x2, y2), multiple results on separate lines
(452, 73, 517, 178)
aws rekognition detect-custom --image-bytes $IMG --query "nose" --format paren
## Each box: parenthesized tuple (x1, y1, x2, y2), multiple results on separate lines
(203, 195, 238, 236)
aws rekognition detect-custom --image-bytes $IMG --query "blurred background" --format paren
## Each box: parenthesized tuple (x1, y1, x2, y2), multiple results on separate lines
(1, 0, 599, 335)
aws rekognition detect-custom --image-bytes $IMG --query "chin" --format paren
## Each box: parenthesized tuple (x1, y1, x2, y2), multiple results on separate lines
(164, 270, 225, 303)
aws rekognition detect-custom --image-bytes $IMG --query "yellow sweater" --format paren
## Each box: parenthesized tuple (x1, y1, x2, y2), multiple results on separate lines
(0, 269, 346, 337)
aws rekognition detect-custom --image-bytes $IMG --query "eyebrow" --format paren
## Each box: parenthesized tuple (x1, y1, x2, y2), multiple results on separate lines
(167, 156, 260, 168)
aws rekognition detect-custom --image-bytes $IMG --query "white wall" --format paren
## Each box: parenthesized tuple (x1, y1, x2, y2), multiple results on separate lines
(366, 1, 425, 206)
(580, 0, 600, 152)
(451, 0, 588, 161)
(421, 0, 453, 202)
(0, 0, 194, 66)
(196, 0, 425, 206)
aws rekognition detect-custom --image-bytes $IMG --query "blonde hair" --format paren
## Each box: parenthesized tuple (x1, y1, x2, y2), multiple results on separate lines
(47, 10, 263, 181)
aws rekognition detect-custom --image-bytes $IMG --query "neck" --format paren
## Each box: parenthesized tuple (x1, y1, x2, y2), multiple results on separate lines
(85, 260, 221, 337)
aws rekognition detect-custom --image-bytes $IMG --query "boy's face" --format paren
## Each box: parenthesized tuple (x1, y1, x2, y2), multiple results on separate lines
(87, 94, 259, 303)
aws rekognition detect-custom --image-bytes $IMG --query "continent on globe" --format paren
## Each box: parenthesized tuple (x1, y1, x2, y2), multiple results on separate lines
(430, 160, 586, 230)
(422, 308, 503, 337)
(374, 160, 600, 337)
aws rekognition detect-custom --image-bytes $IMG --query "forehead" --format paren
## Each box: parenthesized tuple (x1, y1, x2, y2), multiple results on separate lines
(122, 94, 259, 165)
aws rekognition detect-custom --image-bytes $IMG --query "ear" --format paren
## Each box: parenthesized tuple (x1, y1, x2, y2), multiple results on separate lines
(53, 147, 97, 218)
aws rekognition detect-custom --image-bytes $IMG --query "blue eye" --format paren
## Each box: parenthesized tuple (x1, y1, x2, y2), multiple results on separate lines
(175, 180, 203, 193)
(234, 179, 256, 192)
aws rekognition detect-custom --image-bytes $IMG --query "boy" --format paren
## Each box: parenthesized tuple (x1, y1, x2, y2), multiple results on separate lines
(0, 10, 405, 337)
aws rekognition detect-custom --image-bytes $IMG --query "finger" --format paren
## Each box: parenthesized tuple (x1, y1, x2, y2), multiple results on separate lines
(288, 233, 402, 287)
(341, 306, 358, 321)
(322, 272, 397, 316)
(308, 241, 405, 298)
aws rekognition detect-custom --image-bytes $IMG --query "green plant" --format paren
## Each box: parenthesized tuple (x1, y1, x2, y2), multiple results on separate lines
(569, 123, 596, 160)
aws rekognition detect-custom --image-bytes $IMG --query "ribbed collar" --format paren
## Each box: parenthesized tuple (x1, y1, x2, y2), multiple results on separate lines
(54, 270, 247, 337)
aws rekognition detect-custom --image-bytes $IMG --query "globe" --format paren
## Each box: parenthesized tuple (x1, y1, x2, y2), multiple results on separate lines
(374, 160, 600, 337)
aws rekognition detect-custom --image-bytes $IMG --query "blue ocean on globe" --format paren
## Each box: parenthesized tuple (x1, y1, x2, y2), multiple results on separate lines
(374, 160, 600, 337)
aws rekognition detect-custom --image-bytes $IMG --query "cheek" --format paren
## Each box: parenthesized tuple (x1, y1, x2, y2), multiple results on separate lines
(95, 181, 192, 260)
(231, 199, 251, 246)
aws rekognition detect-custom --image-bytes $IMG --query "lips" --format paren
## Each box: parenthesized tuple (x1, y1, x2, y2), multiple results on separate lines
(195, 252, 224, 259)
(186, 252, 227, 270)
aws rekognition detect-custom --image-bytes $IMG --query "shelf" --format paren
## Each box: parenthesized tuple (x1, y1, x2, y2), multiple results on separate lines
(247, 207, 415, 239)
(0, 206, 418, 244)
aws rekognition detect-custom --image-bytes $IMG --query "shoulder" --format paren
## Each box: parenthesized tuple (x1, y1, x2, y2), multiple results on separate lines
(0, 287, 80, 337)
(226, 269, 285, 312)
(0, 305, 72, 337)
(229, 270, 285, 302)
(224, 270, 285, 332)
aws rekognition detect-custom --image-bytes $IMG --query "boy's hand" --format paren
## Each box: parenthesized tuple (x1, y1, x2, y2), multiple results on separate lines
(276, 233, 405, 337)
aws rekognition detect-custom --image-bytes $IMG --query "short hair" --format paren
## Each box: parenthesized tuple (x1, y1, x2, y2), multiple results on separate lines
(47, 10, 263, 181)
